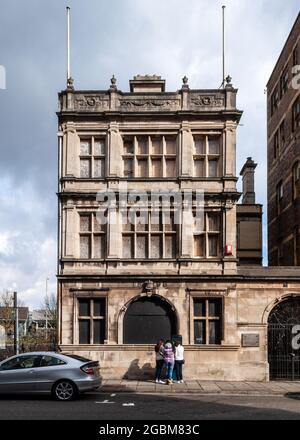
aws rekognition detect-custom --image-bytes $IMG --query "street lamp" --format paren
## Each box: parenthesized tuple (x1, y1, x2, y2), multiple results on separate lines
(45, 277, 49, 338)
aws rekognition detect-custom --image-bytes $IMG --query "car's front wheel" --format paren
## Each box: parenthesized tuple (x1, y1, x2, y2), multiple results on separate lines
(52, 380, 77, 401)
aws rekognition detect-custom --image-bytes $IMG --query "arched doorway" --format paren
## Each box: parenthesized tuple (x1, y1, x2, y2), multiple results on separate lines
(123, 295, 178, 344)
(268, 298, 300, 380)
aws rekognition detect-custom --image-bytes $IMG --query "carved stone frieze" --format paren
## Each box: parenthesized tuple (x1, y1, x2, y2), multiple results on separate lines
(74, 95, 109, 111)
(190, 94, 225, 108)
(118, 98, 180, 111)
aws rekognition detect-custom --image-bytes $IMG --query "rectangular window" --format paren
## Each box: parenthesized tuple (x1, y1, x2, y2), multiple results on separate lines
(124, 158, 134, 178)
(193, 135, 221, 178)
(151, 159, 162, 177)
(292, 97, 300, 132)
(279, 120, 285, 148)
(276, 181, 284, 215)
(166, 159, 176, 177)
(271, 87, 279, 116)
(194, 212, 221, 258)
(193, 298, 222, 345)
(280, 69, 289, 97)
(122, 136, 177, 178)
(79, 320, 90, 345)
(78, 298, 106, 345)
(294, 227, 300, 266)
(274, 130, 279, 159)
(194, 159, 205, 178)
(208, 159, 218, 178)
(122, 210, 177, 259)
(79, 213, 106, 259)
(293, 162, 300, 201)
(80, 137, 105, 178)
(293, 45, 298, 67)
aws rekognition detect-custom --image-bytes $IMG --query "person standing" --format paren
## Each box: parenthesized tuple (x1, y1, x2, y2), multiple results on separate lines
(174, 341, 185, 383)
(154, 339, 165, 384)
(163, 340, 175, 385)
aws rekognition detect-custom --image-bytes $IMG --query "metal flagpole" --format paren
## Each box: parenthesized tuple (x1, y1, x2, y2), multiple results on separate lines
(13, 292, 19, 355)
(222, 5, 226, 88)
(66, 6, 71, 84)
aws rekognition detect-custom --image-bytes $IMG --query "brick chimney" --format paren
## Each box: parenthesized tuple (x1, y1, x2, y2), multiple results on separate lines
(240, 157, 257, 204)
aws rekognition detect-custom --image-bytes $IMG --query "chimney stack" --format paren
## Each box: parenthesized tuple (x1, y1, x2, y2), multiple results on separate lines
(240, 157, 257, 204)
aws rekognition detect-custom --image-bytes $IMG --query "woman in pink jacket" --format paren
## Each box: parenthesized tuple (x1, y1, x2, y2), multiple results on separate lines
(163, 340, 175, 385)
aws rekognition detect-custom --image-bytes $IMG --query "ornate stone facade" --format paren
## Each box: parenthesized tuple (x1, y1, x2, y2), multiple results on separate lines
(58, 75, 300, 381)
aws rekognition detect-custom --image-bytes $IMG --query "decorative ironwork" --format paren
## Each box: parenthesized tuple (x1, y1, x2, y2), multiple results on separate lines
(268, 298, 300, 380)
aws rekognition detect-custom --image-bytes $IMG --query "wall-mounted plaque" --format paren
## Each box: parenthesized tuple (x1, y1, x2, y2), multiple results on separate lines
(241, 334, 260, 347)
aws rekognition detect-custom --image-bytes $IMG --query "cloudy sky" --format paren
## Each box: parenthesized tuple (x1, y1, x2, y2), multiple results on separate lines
(0, 0, 299, 308)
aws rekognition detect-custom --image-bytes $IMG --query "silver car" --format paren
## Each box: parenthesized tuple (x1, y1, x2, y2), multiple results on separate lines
(0, 352, 102, 401)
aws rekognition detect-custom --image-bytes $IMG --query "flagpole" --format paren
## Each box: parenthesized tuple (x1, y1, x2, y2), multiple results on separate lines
(222, 5, 226, 88)
(66, 6, 71, 84)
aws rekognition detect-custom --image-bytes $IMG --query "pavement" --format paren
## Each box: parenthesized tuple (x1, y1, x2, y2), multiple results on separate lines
(100, 379, 300, 396)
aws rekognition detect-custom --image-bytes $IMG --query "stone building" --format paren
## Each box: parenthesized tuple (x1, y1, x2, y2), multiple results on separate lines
(57, 74, 300, 381)
(267, 12, 300, 266)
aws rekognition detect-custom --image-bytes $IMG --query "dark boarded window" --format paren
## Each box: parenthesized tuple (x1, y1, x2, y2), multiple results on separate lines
(123, 296, 177, 344)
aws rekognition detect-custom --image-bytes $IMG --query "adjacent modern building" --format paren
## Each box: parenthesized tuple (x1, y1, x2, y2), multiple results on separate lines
(57, 73, 300, 382)
(267, 12, 300, 266)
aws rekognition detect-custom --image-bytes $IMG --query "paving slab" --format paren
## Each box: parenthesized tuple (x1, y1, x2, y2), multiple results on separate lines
(98, 380, 300, 395)
(215, 382, 237, 391)
(198, 382, 221, 392)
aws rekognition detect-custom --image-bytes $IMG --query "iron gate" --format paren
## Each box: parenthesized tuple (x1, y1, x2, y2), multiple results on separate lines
(268, 298, 300, 380)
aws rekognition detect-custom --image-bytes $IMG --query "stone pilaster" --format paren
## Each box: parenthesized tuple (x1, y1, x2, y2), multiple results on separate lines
(180, 121, 193, 177)
(108, 122, 123, 177)
(64, 201, 76, 258)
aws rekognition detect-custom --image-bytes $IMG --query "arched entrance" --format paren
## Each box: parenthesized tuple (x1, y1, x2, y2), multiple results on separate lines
(268, 298, 300, 380)
(123, 295, 178, 344)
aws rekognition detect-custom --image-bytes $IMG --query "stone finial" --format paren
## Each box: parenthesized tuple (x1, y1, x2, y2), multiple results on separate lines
(182, 75, 189, 90)
(67, 77, 74, 91)
(110, 75, 117, 90)
(225, 75, 233, 88)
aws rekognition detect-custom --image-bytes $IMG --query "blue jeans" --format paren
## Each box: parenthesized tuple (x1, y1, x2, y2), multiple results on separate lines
(155, 360, 164, 380)
(165, 362, 174, 380)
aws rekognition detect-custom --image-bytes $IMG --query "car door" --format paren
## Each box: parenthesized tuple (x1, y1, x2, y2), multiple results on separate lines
(0, 355, 41, 393)
(34, 355, 67, 392)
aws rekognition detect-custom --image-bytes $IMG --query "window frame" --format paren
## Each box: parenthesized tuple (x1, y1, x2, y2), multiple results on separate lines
(79, 212, 106, 259)
(292, 97, 300, 133)
(273, 130, 279, 159)
(78, 298, 106, 345)
(79, 136, 106, 179)
(193, 297, 223, 345)
(293, 45, 298, 67)
(122, 135, 177, 179)
(122, 209, 177, 260)
(293, 162, 300, 201)
(271, 87, 279, 116)
(193, 134, 222, 178)
(193, 211, 222, 259)
(280, 68, 289, 97)
(276, 181, 284, 215)
(279, 120, 286, 149)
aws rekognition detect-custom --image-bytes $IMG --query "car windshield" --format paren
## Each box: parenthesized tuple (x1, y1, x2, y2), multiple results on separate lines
(62, 353, 91, 362)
